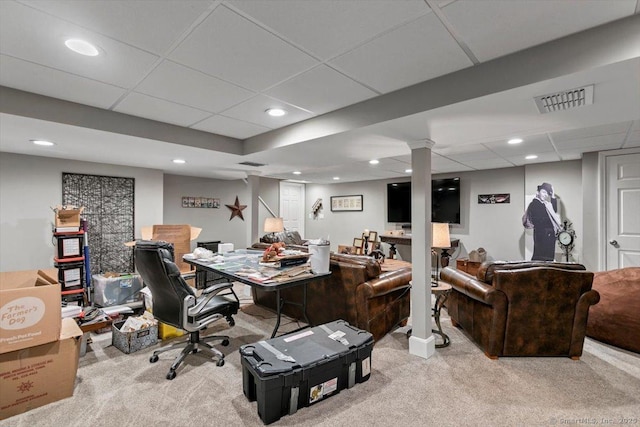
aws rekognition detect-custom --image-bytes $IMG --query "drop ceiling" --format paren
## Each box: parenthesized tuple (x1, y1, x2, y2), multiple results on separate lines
(0, 0, 639, 184)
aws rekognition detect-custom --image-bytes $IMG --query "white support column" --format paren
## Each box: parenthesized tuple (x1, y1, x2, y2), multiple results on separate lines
(407, 140, 436, 360)
(246, 174, 260, 248)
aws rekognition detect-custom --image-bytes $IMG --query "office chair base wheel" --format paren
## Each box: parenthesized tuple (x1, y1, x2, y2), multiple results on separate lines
(221, 339, 229, 346)
(216, 359, 225, 367)
(150, 355, 159, 363)
(166, 370, 176, 380)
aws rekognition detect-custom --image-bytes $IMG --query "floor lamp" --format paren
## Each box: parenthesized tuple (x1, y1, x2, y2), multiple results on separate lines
(431, 223, 451, 286)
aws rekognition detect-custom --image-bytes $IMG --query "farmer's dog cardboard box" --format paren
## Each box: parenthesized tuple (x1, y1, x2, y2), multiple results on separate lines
(0, 318, 82, 420)
(0, 270, 61, 354)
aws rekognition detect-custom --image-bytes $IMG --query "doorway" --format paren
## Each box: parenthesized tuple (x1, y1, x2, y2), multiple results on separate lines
(605, 151, 640, 269)
(279, 181, 305, 237)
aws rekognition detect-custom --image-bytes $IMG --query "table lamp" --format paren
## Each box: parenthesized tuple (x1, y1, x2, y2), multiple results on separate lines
(264, 217, 284, 241)
(431, 222, 451, 286)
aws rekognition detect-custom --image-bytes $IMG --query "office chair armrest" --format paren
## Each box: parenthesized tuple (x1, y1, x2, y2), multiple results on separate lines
(188, 281, 236, 316)
(201, 281, 234, 296)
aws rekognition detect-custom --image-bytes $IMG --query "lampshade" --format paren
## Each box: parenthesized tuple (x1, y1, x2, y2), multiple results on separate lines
(264, 217, 284, 233)
(431, 223, 451, 248)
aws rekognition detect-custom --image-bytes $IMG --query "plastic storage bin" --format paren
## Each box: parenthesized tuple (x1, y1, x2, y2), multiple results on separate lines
(240, 319, 373, 424)
(92, 274, 143, 307)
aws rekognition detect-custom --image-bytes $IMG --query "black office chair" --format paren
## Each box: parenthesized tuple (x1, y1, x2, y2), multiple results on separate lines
(134, 240, 239, 380)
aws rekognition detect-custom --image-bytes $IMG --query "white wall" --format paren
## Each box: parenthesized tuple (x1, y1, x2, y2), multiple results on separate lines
(524, 160, 583, 263)
(0, 153, 163, 271)
(162, 174, 250, 251)
(304, 162, 583, 264)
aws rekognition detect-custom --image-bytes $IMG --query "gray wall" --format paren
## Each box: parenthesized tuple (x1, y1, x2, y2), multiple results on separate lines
(0, 152, 593, 272)
(161, 174, 281, 251)
(0, 153, 163, 271)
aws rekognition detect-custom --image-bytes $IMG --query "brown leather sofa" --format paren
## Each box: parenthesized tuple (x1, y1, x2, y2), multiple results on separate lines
(250, 251, 412, 342)
(586, 267, 640, 353)
(441, 261, 599, 359)
(259, 230, 308, 251)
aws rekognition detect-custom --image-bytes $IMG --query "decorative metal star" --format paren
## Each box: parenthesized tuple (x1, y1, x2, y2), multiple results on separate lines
(225, 196, 247, 221)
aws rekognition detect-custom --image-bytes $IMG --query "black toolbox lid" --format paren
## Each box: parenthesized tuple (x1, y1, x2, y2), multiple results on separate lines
(240, 319, 373, 376)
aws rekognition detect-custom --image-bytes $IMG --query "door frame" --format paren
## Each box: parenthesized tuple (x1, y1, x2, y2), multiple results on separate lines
(598, 147, 640, 270)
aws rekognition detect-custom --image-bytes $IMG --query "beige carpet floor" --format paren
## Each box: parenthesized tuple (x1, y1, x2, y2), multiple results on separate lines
(2, 289, 639, 427)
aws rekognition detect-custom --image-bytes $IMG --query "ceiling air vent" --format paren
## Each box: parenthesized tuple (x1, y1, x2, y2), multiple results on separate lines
(534, 84, 594, 114)
(239, 161, 266, 167)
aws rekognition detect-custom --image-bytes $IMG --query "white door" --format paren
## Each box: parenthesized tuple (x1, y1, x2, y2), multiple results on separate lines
(280, 182, 305, 236)
(606, 152, 640, 268)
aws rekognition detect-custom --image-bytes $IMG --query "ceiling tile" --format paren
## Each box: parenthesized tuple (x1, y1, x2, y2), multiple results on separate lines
(441, 0, 636, 62)
(553, 133, 627, 150)
(228, 0, 429, 60)
(330, 13, 473, 93)
(169, 5, 318, 91)
(484, 134, 557, 156)
(550, 121, 632, 142)
(0, 1, 159, 88)
(506, 152, 562, 166)
(135, 60, 254, 113)
(114, 92, 212, 127)
(456, 157, 514, 170)
(192, 115, 270, 140)
(220, 95, 314, 128)
(20, 0, 213, 54)
(264, 65, 378, 115)
(0, 54, 125, 109)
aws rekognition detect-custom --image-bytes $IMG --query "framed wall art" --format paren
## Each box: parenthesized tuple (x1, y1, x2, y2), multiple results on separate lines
(331, 194, 363, 212)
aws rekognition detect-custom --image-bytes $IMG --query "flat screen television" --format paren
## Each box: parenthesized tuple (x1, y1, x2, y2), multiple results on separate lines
(387, 177, 461, 224)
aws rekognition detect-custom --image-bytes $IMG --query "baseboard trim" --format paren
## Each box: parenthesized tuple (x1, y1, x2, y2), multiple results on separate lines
(409, 334, 436, 359)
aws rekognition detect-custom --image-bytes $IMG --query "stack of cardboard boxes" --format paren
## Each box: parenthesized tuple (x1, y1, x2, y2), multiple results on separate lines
(0, 270, 82, 420)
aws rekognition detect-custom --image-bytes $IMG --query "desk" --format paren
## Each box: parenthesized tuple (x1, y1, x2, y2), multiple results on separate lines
(185, 250, 330, 338)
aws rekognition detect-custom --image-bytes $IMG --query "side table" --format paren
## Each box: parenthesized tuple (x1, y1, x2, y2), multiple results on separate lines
(431, 281, 452, 348)
(407, 281, 452, 348)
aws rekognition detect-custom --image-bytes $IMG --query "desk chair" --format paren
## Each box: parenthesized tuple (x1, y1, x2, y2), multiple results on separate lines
(134, 240, 239, 380)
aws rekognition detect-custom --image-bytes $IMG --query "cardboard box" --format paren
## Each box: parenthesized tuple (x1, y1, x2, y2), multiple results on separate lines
(0, 270, 62, 354)
(0, 318, 82, 420)
(53, 206, 84, 230)
(93, 274, 143, 307)
(112, 320, 158, 354)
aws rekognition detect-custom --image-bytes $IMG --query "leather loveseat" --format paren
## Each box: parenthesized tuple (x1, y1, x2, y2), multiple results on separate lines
(441, 261, 599, 359)
(250, 251, 412, 342)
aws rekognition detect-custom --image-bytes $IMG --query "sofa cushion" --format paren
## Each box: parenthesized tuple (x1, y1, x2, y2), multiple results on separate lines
(586, 267, 640, 354)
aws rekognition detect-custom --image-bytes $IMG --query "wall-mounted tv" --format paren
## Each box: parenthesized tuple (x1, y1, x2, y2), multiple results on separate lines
(387, 177, 461, 224)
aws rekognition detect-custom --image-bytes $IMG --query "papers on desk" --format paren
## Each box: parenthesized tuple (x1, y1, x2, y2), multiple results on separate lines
(236, 265, 313, 283)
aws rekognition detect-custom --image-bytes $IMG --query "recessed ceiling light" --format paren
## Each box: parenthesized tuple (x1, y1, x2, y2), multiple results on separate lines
(31, 139, 55, 146)
(333, 177, 340, 180)
(292, 171, 301, 175)
(369, 159, 379, 165)
(172, 159, 186, 164)
(525, 155, 538, 160)
(508, 138, 523, 144)
(405, 169, 412, 173)
(64, 39, 99, 56)
(266, 108, 286, 117)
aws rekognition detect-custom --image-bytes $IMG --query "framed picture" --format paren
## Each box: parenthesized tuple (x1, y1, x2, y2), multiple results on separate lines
(331, 195, 363, 212)
(353, 237, 364, 252)
(366, 231, 378, 242)
(478, 193, 510, 204)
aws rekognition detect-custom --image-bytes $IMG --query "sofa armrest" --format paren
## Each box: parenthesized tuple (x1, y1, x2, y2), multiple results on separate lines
(359, 268, 412, 298)
(441, 267, 499, 305)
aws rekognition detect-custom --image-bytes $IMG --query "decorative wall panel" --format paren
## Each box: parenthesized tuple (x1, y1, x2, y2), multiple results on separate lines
(62, 173, 135, 275)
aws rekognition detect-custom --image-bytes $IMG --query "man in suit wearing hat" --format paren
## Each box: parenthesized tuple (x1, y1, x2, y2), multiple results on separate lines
(525, 182, 561, 261)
